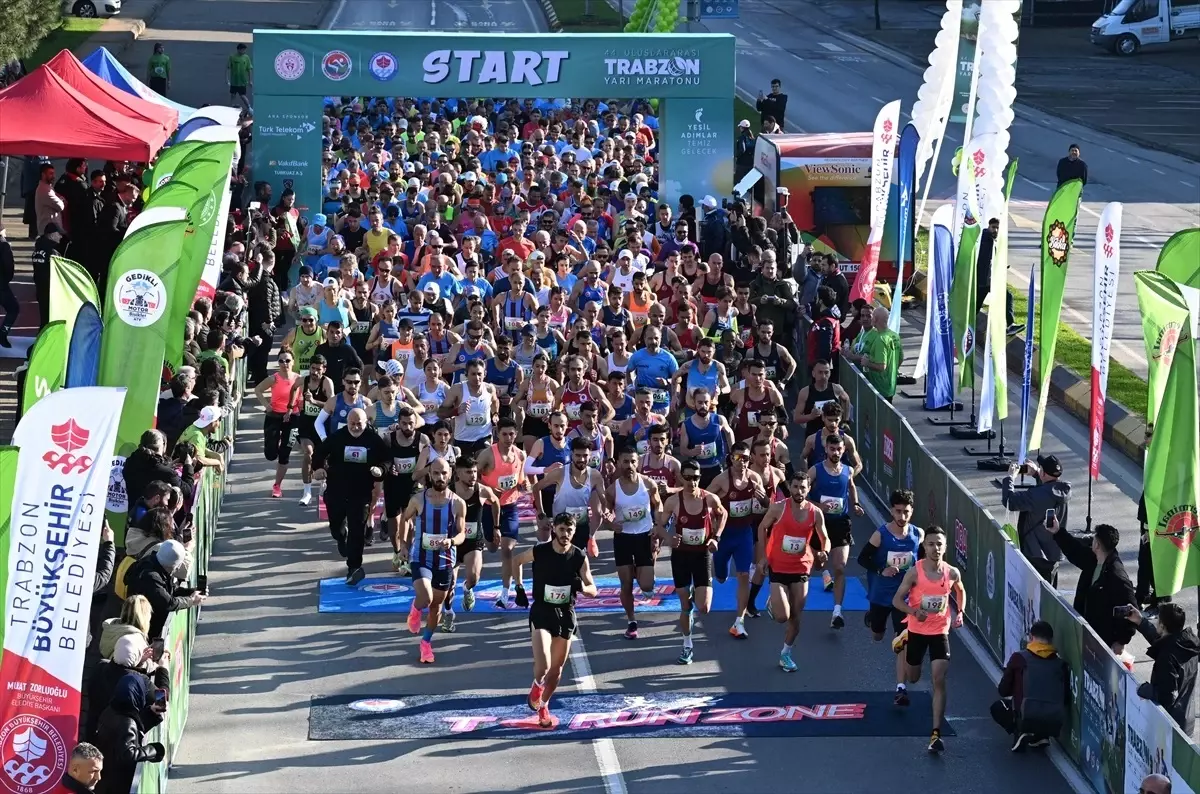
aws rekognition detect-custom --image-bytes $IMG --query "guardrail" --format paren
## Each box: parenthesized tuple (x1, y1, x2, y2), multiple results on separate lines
(129, 352, 247, 794)
(842, 361, 1200, 792)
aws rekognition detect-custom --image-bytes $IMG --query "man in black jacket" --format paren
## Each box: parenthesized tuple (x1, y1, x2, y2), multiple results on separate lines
(1056, 144, 1088, 188)
(314, 321, 364, 387)
(992, 620, 1070, 751)
(1047, 519, 1137, 653)
(313, 407, 389, 586)
(31, 221, 65, 330)
(755, 79, 787, 130)
(55, 158, 89, 241)
(245, 250, 282, 384)
(123, 539, 204, 639)
(1129, 602, 1199, 735)
(93, 183, 135, 296)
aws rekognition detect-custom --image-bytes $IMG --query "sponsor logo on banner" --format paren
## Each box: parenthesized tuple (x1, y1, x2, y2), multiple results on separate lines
(1046, 220, 1070, 267)
(604, 56, 701, 86)
(106, 455, 127, 513)
(881, 429, 895, 475)
(112, 270, 167, 328)
(1, 388, 124, 794)
(679, 107, 717, 157)
(422, 50, 569, 86)
(1151, 322, 1183, 368)
(369, 52, 397, 81)
(694, 107, 704, 122)
(274, 49, 306, 81)
(1156, 505, 1200, 552)
(953, 518, 969, 570)
(0, 714, 67, 794)
(321, 50, 353, 81)
(349, 699, 406, 714)
(985, 550, 996, 600)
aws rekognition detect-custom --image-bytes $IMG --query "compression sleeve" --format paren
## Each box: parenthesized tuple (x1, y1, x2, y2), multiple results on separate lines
(523, 457, 546, 476)
(856, 541, 882, 572)
(315, 409, 330, 441)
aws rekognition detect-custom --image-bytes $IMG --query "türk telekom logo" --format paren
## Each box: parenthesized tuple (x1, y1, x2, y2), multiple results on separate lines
(0, 715, 68, 794)
(42, 419, 93, 475)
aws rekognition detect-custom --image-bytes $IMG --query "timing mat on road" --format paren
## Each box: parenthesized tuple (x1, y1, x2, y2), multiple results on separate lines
(309, 691, 949, 740)
(317, 576, 870, 613)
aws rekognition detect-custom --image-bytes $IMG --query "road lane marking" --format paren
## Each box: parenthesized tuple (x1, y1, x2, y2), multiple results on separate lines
(329, 0, 347, 26)
(818, 41, 844, 52)
(1153, 168, 1166, 175)
(570, 639, 628, 794)
(520, 0, 542, 30)
(1125, 156, 1138, 163)
(1018, 175, 1050, 193)
(1183, 180, 1197, 187)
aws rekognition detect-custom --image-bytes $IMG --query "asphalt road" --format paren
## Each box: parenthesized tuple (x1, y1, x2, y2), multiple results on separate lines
(327, 0, 548, 31)
(170, 403, 1077, 794)
(700, 0, 1200, 380)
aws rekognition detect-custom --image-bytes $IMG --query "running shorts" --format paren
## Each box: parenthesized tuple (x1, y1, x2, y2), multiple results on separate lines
(714, 527, 754, 580)
(825, 515, 854, 548)
(670, 550, 713, 589)
(868, 602, 907, 636)
(906, 632, 951, 665)
(529, 601, 577, 639)
(613, 532, 654, 568)
(413, 565, 453, 591)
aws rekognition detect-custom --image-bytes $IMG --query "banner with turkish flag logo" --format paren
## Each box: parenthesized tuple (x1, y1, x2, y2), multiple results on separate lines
(848, 100, 901, 305)
(0, 387, 126, 794)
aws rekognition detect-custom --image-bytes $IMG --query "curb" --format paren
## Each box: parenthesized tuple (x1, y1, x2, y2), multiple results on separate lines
(539, 0, 563, 31)
(998, 317, 1146, 465)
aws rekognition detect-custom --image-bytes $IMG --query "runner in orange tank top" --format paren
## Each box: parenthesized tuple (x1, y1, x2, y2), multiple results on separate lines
(478, 418, 530, 608)
(892, 526, 966, 754)
(757, 471, 828, 673)
(254, 351, 302, 498)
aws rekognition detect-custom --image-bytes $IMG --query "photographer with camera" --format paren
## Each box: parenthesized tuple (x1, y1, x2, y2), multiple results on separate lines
(1125, 602, 1199, 735)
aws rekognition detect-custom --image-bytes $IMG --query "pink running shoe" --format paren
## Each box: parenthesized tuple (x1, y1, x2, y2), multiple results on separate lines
(407, 606, 422, 634)
(271, 484, 282, 498)
(419, 640, 435, 664)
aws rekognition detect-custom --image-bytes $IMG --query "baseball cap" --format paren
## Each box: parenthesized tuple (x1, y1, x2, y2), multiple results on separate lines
(156, 539, 187, 573)
(407, 177, 421, 190)
(312, 213, 328, 227)
(42, 221, 63, 236)
(496, 173, 509, 185)
(422, 283, 441, 297)
(624, 192, 638, 201)
(194, 405, 222, 428)
(609, 180, 622, 192)
(701, 195, 718, 209)
(299, 306, 319, 320)
(381, 359, 402, 377)
(323, 277, 339, 288)
(1036, 454, 1063, 477)
(738, 119, 751, 129)
(618, 249, 634, 260)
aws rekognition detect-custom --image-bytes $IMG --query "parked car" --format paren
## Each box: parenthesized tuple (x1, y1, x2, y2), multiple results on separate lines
(62, 0, 121, 18)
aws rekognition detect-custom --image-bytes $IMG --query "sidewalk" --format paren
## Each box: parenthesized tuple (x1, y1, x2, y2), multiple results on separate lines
(796, 0, 1200, 161)
(890, 306, 1186, 731)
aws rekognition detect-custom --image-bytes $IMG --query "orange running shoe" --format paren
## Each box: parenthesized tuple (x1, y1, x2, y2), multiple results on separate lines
(537, 705, 554, 729)
(527, 680, 544, 712)
(407, 605, 422, 634)
(419, 639, 435, 664)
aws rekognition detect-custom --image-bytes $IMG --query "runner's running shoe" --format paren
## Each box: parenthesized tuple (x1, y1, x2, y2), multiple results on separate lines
(822, 570, 833, 592)
(677, 647, 694, 665)
(892, 628, 910, 655)
(419, 640, 435, 664)
(779, 650, 797, 672)
(463, 588, 476, 612)
(439, 610, 456, 633)
(528, 681, 544, 712)
(407, 605, 422, 634)
(271, 484, 282, 498)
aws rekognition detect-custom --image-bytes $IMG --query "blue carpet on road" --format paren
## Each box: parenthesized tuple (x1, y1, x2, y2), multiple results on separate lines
(318, 576, 869, 614)
(309, 691, 950, 740)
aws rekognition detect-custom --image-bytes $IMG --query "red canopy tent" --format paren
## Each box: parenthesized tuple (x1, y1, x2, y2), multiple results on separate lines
(45, 49, 177, 135)
(0, 64, 170, 161)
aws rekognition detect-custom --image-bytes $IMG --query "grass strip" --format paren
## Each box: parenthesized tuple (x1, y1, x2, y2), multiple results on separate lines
(27, 17, 106, 69)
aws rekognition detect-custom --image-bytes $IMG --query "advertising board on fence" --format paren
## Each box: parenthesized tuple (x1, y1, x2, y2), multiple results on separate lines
(975, 518, 1007, 664)
(898, 418, 921, 500)
(1038, 588, 1083, 763)
(1082, 627, 1127, 794)
(947, 478, 980, 629)
(1003, 543, 1042, 662)
(876, 397, 901, 498)
(1126, 687, 1174, 792)
(917, 454, 950, 537)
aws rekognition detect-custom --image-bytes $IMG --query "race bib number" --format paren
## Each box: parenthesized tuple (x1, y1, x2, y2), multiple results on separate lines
(781, 535, 806, 554)
(504, 316, 525, 330)
(466, 412, 488, 427)
(344, 445, 368, 463)
(820, 496, 845, 514)
(497, 474, 519, 492)
(421, 400, 438, 415)
(813, 399, 832, 413)
(464, 521, 481, 539)
(697, 442, 717, 460)
(521, 365, 534, 380)
(886, 551, 913, 570)
(921, 594, 947, 613)
(567, 506, 588, 520)
(636, 438, 650, 455)
(764, 366, 777, 379)
(421, 533, 447, 551)
(746, 411, 760, 428)
(752, 497, 769, 514)
(622, 506, 648, 523)
(395, 351, 411, 368)
(653, 389, 671, 405)
(729, 499, 752, 519)
(565, 402, 582, 420)
(587, 450, 604, 469)
(632, 313, 649, 329)
(529, 403, 551, 418)
(393, 457, 416, 474)
(544, 584, 571, 605)
(353, 321, 370, 334)
(306, 245, 322, 256)
(682, 527, 705, 546)
(304, 402, 321, 417)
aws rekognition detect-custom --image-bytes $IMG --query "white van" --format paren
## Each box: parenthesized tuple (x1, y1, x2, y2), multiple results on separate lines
(1090, 0, 1200, 54)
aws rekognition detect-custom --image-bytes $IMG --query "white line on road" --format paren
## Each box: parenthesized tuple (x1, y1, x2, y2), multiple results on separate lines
(520, 0, 542, 30)
(818, 41, 844, 52)
(328, 0, 347, 27)
(1153, 168, 1166, 175)
(870, 96, 884, 104)
(570, 639, 628, 794)
(1017, 175, 1050, 193)
(1125, 156, 1139, 164)
(1183, 180, 1197, 188)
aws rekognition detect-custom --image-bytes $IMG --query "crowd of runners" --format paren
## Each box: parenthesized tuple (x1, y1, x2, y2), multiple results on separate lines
(243, 94, 966, 748)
